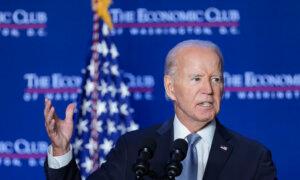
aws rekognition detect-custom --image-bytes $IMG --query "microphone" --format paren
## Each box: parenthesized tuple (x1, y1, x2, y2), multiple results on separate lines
(165, 138, 188, 179)
(132, 138, 157, 179)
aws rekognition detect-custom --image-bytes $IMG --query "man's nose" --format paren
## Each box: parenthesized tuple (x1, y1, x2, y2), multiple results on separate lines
(201, 78, 213, 95)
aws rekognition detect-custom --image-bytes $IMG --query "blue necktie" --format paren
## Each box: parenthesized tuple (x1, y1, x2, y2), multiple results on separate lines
(177, 133, 201, 180)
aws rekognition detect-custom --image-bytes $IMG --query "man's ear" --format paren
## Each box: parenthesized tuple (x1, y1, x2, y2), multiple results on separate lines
(164, 75, 176, 101)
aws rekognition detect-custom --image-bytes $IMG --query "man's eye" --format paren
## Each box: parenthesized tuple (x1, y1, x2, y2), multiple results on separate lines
(192, 77, 201, 81)
(212, 77, 221, 83)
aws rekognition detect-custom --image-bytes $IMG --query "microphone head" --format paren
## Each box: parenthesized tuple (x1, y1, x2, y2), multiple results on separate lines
(133, 138, 156, 178)
(171, 138, 188, 161)
(165, 139, 188, 178)
(138, 137, 157, 159)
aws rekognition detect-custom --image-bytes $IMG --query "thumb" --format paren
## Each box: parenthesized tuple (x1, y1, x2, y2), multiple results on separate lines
(65, 103, 75, 123)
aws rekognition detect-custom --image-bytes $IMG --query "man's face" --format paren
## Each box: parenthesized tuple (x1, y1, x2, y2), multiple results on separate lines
(165, 46, 224, 128)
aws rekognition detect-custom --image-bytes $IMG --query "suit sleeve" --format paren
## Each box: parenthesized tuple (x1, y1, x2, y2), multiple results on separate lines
(44, 157, 81, 180)
(44, 135, 128, 180)
(254, 149, 278, 180)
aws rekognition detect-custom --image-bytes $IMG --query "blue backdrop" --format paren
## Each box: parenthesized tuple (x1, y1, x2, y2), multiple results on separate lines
(1, 0, 300, 179)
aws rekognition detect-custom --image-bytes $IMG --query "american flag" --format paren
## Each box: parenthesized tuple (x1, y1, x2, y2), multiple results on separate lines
(73, 11, 139, 180)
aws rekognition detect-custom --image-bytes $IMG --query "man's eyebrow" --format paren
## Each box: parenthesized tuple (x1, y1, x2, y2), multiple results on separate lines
(188, 74, 204, 78)
(212, 74, 223, 77)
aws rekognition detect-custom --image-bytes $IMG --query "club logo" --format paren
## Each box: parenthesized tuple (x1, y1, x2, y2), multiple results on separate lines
(109, 7, 240, 36)
(223, 71, 300, 100)
(0, 139, 48, 167)
(0, 9, 47, 38)
(23, 72, 155, 102)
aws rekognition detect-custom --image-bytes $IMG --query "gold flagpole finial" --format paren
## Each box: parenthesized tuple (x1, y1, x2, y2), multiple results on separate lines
(92, 0, 113, 29)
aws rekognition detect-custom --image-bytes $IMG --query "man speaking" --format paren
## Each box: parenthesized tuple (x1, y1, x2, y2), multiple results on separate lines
(44, 40, 277, 179)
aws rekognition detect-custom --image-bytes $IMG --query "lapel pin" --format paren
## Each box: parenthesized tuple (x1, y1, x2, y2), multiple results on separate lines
(220, 145, 228, 151)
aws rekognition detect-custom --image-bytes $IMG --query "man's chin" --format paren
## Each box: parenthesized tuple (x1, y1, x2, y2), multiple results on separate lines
(194, 114, 216, 123)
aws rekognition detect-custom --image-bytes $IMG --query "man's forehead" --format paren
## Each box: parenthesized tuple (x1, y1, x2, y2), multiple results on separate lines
(176, 46, 221, 65)
(179, 44, 214, 52)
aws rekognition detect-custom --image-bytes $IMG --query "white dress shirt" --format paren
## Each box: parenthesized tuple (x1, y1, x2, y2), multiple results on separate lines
(48, 116, 216, 175)
(47, 145, 73, 169)
(173, 115, 216, 180)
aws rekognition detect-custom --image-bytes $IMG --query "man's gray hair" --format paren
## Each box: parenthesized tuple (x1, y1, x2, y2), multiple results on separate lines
(164, 39, 224, 77)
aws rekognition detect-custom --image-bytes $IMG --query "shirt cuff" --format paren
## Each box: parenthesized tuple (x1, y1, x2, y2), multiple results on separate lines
(47, 145, 73, 169)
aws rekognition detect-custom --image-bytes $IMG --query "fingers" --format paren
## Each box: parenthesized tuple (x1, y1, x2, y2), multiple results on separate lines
(44, 98, 56, 132)
(65, 103, 75, 124)
(44, 98, 60, 120)
(45, 106, 55, 131)
(47, 118, 56, 135)
(44, 99, 53, 125)
(44, 98, 51, 119)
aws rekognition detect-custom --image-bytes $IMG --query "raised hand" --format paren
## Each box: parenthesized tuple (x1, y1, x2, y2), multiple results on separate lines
(44, 99, 75, 156)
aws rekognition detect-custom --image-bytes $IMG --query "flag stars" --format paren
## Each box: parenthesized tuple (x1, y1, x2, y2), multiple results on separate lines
(109, 101, 118, 115)
(73, 138, 83, 154)
(108, 85, 117, 97)
(85, 138, 98, 155)
(110, 65, 119, 76)
(85, 79, 95, 96)
(120, 83, 130, 98)
(107, 119, 117, 135)
(96, 41, 109, 56)
(98, 80, 108, 96)
(102, 62, 110, 74)
(100, 138, 113, 155)
(77, 119, 89, 134)
(75, 158, 80, 166)
(127, 121, 139, 132)
(92, 119, 103, 133)
(81, 157, 93, 173)
(110, 44, 119, 59)
(87, 60, 98, 77)
(102, 23, 109, 36)
(81, 100, 91, 115)
(120, 104, 129, 116)
(99, 157, 106, 165)
(117, 123, 126, 135)
(96, 101, 107, 116)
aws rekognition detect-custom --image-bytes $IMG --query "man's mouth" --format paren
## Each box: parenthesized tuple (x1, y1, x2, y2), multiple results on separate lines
(198, 101, 213, 107)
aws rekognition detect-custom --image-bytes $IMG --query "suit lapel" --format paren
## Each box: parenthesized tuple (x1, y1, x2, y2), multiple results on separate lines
(149, 119, 174, 178)
(203, 120, 234, 180)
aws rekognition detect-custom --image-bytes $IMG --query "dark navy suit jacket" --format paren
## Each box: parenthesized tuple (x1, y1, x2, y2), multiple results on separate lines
(45, 119, 277, 180)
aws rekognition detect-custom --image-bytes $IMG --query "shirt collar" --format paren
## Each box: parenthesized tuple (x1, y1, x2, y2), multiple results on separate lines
(173, 115, 216, 146)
